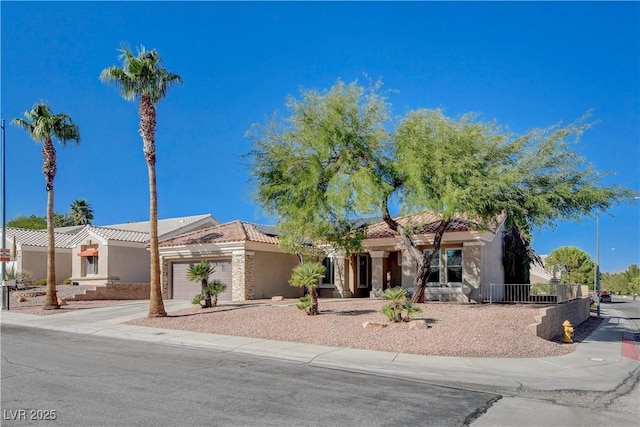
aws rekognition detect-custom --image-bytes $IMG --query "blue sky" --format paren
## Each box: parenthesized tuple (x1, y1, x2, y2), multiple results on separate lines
(1, 1, 638, 273)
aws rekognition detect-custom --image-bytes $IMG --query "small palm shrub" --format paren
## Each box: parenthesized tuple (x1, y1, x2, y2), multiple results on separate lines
(297, 295, 312, 312)
(186, 260, 216, 308)
(289, 262, 326, 316)
(381, 287, 422, 322)
(192, 293, 203, 306)
(205, 280, 227, 307)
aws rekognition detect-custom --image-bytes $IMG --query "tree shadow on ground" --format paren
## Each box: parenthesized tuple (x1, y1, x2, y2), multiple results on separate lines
(322, 309, 378, 316)
(166, 303, 265, 318)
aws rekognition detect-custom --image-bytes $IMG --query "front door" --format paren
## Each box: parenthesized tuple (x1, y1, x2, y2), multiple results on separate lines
(356, 254, 371, 297)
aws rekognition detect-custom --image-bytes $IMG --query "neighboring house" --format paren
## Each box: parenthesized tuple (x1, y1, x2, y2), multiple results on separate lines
(69, 214, 219, 285)
(6, 228, 76, 284)
(5, 214, 218, 285)
(530, 255, 555, 284)
(157, 220, 301, 302)
(319, 212, 507, 303)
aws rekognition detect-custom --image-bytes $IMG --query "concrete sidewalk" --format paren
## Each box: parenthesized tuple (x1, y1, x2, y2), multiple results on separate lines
(2, 300, 639, 426)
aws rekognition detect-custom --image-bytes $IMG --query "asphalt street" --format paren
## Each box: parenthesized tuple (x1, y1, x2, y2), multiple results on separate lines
(1, 324, 498, 427)
(1, 298, 638, 427)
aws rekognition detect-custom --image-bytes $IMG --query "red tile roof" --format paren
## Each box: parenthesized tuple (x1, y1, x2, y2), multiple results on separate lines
(158, 220, 279, 247)
(364, 211, 501, 239)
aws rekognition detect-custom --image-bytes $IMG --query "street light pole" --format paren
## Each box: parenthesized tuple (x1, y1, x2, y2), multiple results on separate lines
(1, 119, 5, 282)
(595, 210, 600, 318)
(1, 119, 6, 311)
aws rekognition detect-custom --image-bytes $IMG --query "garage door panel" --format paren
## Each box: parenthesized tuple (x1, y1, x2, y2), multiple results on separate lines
(171, 260, 232, 301)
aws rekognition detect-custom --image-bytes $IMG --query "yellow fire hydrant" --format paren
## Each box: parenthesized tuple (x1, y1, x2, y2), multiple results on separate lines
(562, 320, 574, 343)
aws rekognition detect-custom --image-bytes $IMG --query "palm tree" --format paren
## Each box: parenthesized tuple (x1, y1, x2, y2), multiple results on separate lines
(289, 262, 326, 315)
(70, 199, 94, 225)
(100, 45, 183, 317)
(186, 261, 215, 308)
(12, 103, 80, 309)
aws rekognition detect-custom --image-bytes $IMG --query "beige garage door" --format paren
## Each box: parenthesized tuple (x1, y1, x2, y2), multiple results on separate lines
(171, 260, 233, 301)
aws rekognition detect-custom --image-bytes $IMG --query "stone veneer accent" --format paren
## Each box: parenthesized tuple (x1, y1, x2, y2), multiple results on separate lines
(161, 259, 169, 298)
(232, 251, 255, 301)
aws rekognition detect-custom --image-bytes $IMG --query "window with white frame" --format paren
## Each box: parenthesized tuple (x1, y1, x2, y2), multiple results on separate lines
(320, 257, 335, 287)
(446, 248, 463, 284)
(85, 255, 98, 275)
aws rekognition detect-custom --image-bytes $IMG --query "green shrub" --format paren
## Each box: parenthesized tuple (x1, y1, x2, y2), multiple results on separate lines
(205, 280, 227, 307)
(192, 294, 203, 306)
(381, 287, 422, 322)
(530, 283, 557, 296)
(289, 262, 325, 316)
(34, 279, 47, 286)
(7, 267, 32, 284)
(63, 278, 72, 285)
(296, 295, 312, 313)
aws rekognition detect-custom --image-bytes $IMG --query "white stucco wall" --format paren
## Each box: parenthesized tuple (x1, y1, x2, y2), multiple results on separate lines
(19, 247, 71, 284)
(481, 222, 505, 287)
(107, 245, 150, 283)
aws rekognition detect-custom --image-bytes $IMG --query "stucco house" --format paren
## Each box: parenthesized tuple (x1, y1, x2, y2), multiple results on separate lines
(158, 212, 507, 303)
(318, 212, 507, 303)
(6, 214, 218, 286)
(157, 220, 302, 302)
(68, 214, 219, 285)
(6, 228, 76, 284)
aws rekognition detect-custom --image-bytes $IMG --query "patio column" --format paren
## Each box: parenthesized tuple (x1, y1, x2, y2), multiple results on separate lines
(369, 251, 389, 299)
(332, 251, 353, 298)
(401, 249, 417, 289)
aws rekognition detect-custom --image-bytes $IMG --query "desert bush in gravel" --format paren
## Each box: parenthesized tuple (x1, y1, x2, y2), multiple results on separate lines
(381, 287, 422, 322)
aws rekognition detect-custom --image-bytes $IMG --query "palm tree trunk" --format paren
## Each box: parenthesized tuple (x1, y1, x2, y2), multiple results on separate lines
(43, 140, 58, 309)
(140, 94, 166, 317)
(202, 279, 212, 308)
(309, 287, 319, 315)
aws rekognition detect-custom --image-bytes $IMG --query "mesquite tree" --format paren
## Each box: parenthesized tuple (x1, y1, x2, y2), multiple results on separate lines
(248, 79, 635, 303)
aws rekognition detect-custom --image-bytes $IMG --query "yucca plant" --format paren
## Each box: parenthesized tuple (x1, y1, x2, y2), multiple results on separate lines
(289, 262, 325, 315)
(381, 287, 422, 322)
(7, 267, 33, 285)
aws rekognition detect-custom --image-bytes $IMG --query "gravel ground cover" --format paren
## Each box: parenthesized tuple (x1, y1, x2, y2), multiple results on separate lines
(6, 287, 601, 358)
(6, 285, 136, 315)
(127, 298, 602, 358)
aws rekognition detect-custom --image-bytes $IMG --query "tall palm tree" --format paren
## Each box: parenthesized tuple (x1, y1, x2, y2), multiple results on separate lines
(100, 45, 183, 317)
(12, 103, 80, 309)
(70, 199, 94, 225)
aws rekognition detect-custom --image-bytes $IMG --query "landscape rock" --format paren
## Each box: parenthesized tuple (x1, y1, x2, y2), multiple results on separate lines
(362, 321, 388, 329)
(271, 296, 284, 302)
(57, 297, 67, 306)
(408, 319, 429, 330)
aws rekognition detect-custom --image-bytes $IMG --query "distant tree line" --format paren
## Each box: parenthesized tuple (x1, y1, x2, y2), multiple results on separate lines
(8, 199, 94, 229)
(602, 264, 640, 295)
